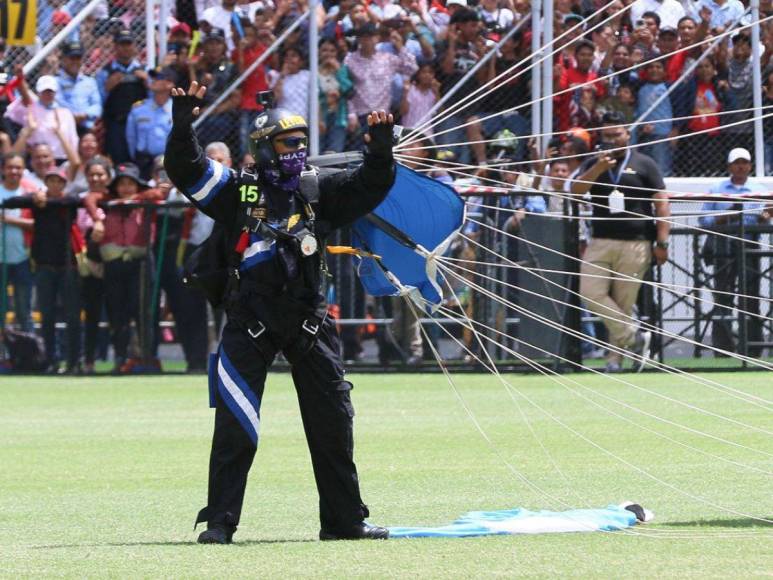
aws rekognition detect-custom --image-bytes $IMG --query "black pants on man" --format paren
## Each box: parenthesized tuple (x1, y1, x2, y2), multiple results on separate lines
(37, 266, 81, 369)
(197, 316, 368, 533)
(711, 252, 762, 357)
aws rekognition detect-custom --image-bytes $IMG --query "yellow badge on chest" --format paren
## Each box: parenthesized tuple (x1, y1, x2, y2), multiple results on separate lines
(287, 213, 301, 230)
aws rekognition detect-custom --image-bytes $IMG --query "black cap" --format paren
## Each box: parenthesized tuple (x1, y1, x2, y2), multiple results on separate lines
(450, 7, 480, 24)
(110, 163, 148, 191)
(62, 41, 84, 57)
(149, 67, 176, 82)
(203, 27, 226, 43)
(114, 28, 134, 43)
(353, 22, 378, 37)
(659, 26, 677, 37)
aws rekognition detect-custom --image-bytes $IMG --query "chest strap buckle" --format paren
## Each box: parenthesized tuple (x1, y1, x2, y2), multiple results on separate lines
(248, 321, 266, 339)
(301, 319, 319, 336)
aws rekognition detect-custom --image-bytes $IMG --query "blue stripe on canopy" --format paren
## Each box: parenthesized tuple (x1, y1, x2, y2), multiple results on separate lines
(352, 165, 464, 308)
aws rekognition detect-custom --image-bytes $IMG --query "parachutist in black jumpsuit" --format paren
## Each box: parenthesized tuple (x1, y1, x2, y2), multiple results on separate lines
(164, 85, 395, 543)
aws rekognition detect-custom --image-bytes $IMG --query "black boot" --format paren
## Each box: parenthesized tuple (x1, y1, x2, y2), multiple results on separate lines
(319, 523, 389, 541)
(197, 524, 235, 544)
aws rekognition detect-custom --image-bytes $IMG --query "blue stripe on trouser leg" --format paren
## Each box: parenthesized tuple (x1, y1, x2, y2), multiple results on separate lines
(217, 346, 262, 446)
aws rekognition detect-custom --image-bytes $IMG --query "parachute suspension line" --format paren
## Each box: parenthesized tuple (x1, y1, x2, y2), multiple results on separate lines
(423, 273, 773, 527)
(455, 230, 773, 409)
(466, 218, 773, 380)
(395, 154, 773, 253)
(411, 280, 594, 509)
(408, 295, 771, 539)
(398, 105, 773, 154)
(436, 258, 773, 442)
(457, 209, 773, 328)
(467, 199, 771, 222)
(441, 254, 773, 309)
(403, 12, 773, 147)
(425, 299, 773, 477)
(398, 106, 773, 188)
(397, 149, 773, 204)
(391, 281, 588, 514)
(400, 0, 630, 144)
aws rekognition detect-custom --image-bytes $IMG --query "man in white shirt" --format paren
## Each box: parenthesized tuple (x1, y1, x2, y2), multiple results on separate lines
(630, 0, 686, 29)
(201, 0, 263, 51)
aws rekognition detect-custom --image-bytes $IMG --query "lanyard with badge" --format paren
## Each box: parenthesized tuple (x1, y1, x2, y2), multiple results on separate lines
(607, 150, 631, 214)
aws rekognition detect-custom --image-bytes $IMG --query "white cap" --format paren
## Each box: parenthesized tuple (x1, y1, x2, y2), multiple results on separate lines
(727, 147, 751, 164)
(447, 0, 467, 6)
(35, 75, 58, 93)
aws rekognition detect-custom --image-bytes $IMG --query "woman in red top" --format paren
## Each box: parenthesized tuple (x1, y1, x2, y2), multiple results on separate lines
(86, 163, 163, 373)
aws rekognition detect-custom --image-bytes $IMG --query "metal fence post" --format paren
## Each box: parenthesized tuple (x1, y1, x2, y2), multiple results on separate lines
(530, 1, 542, 140)
(146, 0, 157, 70)
(159, 0, 171, 63)
(309, 0, 320, 157)
(541, 0, 553, 151)
(751, 0, 765, 176)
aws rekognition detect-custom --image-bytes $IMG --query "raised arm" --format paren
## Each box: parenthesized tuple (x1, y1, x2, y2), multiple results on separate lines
(318, 110, 396, 229)
(164, 82, 239, 226)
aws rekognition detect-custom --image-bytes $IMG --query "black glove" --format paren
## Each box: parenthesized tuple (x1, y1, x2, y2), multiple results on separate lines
(171, 93, 204, 137)
(365, 120, 395, 160)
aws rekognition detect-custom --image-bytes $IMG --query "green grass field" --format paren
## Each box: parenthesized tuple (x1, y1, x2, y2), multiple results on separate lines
(1, 371, 771, 578)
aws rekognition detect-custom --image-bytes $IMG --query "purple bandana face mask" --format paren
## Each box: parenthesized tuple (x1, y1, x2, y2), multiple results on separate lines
(277, 150, 307, 176)
(265, 150, 307, 191)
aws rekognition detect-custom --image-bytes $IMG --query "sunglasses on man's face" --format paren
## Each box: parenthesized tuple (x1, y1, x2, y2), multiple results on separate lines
(275, 136, 308, 149)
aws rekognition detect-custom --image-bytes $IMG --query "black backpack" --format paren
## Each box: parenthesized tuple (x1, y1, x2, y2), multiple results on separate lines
(182, 223, 238, 309)
(2, 329, 47, 372)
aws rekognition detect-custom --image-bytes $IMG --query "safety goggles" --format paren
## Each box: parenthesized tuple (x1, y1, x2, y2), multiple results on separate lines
(275, 136, 308, 150)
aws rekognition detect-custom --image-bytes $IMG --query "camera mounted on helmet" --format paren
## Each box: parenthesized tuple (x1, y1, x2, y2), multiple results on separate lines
(249, 91, 309, 172)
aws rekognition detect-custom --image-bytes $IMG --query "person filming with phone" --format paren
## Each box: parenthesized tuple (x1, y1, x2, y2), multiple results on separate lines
(570, 111, 671, 373)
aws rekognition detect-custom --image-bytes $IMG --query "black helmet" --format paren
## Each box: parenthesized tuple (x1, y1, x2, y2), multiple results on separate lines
(249, 107, 309, 170)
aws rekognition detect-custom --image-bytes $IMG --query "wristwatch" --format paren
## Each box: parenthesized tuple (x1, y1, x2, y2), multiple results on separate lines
(655, 241, 669, 249)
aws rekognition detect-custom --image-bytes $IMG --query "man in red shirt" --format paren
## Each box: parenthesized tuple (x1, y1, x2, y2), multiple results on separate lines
(555, 39, 606, 132)
(232, 20, 275, 158)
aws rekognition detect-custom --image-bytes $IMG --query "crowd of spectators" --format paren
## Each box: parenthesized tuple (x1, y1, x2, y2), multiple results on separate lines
(1, 0, 773, 372)
(0, 0, 771, 173)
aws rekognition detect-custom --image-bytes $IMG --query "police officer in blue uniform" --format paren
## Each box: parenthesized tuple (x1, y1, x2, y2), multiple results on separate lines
(56, 41, 103, 133)
(126, 68, 175, 179)
(165, 82, 395, 544)
(97, 29, 148, 164)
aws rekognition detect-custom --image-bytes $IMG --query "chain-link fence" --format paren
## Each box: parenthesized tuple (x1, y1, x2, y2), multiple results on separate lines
(1, 0, 773, 373)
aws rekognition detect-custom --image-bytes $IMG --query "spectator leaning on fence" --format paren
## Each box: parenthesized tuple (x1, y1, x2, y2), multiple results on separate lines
(0, 153, 34, 333)
(56, 41, 103, 134)
(76, 156, 112, 375)
(126, 68, 175, 180)
(698, 147, 770, 357)
(571, 111, 671, 373)
(97, 29, 148, 164)
(85, 163, 163, 374)
(4, 167, 83, 374)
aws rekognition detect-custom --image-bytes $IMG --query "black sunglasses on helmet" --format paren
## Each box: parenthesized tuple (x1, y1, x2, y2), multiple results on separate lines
(275, 136, 308, 149)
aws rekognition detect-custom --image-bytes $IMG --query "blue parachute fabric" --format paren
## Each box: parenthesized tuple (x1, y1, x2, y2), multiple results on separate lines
(387, 505, 639, 538)
(352, 165, 465, 307)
